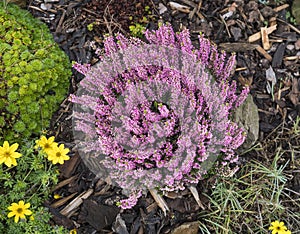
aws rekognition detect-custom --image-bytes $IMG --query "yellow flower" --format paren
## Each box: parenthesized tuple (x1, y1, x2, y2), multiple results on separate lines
(35, 136, 58, 153)
(284, 230, 292, 234)
(269, 220, 287, 234)
(54, 194, 62, 199)
(0, 141, 22, 167)
(70, 229, 77, 234)
(7, 200, 32, 223)
(47, 144, 70, 164)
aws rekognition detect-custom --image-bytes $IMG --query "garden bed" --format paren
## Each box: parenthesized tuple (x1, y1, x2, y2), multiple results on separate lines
(6, 0, 300, 233)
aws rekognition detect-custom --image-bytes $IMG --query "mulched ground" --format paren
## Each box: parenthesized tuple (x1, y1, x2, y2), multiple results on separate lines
(22, 0, 300, 233)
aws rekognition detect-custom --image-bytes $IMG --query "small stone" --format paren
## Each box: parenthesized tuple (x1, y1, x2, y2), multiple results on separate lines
(295, 39, 300, 50)
(246, 1, 258, 10)
(171, 221, 199, 234)
(158, 3, 168, 15)
(233, 95, 259, 150)
(230, 26, 242, 41)
(260, 6, 275, 18)
(40, 3, 52, 10)
(287, 44, 295, 51)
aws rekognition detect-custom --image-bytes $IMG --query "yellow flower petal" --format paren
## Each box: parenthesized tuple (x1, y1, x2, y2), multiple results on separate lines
(11, 158, 17, 166)
(14, 215, 20, 223)
(24, 210, 32, 216)
(0, 157, 5, 164)
(9, 143, 19, 152)
(7, 212, 15, 218)
(4, 157, 13, 167)
(3, 141, 9, 149)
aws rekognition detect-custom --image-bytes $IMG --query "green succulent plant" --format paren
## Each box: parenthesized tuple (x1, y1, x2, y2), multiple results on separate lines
(0, 3, 72, 143)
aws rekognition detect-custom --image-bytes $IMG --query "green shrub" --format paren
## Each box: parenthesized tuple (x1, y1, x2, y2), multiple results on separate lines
(0, 3, 71, 143)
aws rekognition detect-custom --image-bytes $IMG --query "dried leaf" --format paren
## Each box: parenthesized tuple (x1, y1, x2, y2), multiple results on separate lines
(238, 74, 253, 86)
(265, 66, 276, 95)
(288, 78, 300, 106)
(149, 188, 169, 215)
(266, 66, 277, 85)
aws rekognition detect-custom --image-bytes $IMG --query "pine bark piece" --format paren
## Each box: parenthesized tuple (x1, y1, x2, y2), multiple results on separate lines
(188, 186, 205, 209)
(149, 188, 169, 216)
(60, 188, 94, 217)
(51, 192, 78, 208)
(51, 174, 79, 192)
(248, 24, 277, 43)
(284, 55, 300, 60)
(255, 45, 272, 61)
(169, 2, 190, 13)
(261, 27, 271, 50)
(274, 4, 290, 12)
(171, 221, 199, 234)
(272, 42, 286, 67)
(219, 43, 258, 52)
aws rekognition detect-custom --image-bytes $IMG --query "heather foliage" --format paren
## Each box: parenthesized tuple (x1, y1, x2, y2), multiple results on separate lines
(0, 3, 71, 143)
(71, 25, 249, 208)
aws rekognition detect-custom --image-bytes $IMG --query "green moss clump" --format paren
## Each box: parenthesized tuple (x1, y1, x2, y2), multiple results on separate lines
(0, 4, 72, 143)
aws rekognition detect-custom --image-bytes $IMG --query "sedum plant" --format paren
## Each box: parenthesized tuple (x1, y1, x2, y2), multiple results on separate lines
(71, 24, 249, 209)
(0, 3, 71, 143)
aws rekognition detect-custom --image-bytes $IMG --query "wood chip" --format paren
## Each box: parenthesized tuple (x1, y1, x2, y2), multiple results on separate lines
(51, 192, 78, 208)
(149, 188, 169, 216)
(238, 74, 253, 86)
(261, 27, 271, 50)
(273, 4, 290, 12)
(60, 188, 94, 217)
(272, 42, 286, 67)
(269, 17, 277, 26)
(219, 43, 258, 52)
(196, 12, 205, 20)
(248, 24, 277, 43)
(178, 0, 197, 8)
(146, 202, 158, 213)
(277, 18, 300, 35)
(284, 55, 300, 60)
(188, 186, 205, 209)
(235, 67, 248, 71)
(189, 7, 197, 19)
(255, 45, 272, 61)
(51, 174, 79, 192)
(169, 2, 190, 13)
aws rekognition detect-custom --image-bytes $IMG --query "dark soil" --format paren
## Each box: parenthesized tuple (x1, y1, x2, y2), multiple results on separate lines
(22, 0, 300, 233)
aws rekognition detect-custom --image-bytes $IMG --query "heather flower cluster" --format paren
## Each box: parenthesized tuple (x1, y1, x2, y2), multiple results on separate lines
(71, 24, 249, 209)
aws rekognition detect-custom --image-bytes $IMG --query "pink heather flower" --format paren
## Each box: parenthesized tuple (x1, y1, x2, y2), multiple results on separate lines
(72, 62, 91, 75)
(119, 191, 142, 209)
(71, 24, 250, 209)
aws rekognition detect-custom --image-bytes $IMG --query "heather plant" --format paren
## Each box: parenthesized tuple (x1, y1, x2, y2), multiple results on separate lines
(0, 137, 69, 233)
(71, 24, 249, 209)
(0, 3, 71, 143)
